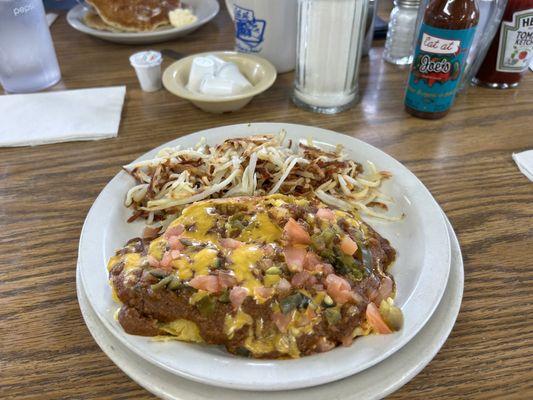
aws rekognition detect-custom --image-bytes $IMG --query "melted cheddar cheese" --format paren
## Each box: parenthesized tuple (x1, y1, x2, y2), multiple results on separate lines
(108, 194, 395, 358)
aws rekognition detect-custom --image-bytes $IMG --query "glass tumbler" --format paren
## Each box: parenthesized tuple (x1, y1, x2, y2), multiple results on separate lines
(0, 0, 61, 93)
(293, 0, 369, 114)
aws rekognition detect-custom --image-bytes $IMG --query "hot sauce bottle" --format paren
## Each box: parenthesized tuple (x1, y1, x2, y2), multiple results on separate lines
(474, 0, 533, 89)
(404, 0, 480, 119)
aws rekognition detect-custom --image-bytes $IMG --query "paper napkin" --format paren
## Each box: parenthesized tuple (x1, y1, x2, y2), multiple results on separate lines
(512, 150, 533, 182)
(0, 86, 126, 147)
(46, 13, 58, 26)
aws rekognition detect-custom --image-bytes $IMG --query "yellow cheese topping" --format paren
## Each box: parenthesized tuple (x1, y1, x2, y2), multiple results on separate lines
(107, 252, 142, 273)
(148, 236, 166, 260)
(244, 328, 300, 358)
(238, 212, 282, 243)
(224, 309, 253, 339)
(229, 245, 263, 293)
(177, 202, 216, 241)
(110, 195, 376, 357)
(159, 319, 204, 343)
(171, 247, 218, 280)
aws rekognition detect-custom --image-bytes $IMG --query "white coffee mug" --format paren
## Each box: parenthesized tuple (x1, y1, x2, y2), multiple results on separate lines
(225, 0, 297, 73)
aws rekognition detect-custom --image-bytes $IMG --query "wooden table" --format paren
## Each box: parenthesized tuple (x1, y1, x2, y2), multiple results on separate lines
(1, 3, 532, 399)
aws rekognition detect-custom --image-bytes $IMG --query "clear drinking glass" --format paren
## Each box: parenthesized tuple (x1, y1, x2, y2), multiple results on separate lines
(293, 0, 369, 114)
(0, 0, 61, 93)
(460, 0, 507, 90)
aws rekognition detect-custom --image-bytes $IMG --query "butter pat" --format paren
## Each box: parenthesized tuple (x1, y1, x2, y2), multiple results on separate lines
(188, 57, 216, 92)
(169, 8, 198, 28)
(199, 75, 239, 96)
(186, 55, 253, 97)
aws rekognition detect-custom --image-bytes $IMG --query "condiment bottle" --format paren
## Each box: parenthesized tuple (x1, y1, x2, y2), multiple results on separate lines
(383, 0, 421, 65)
(404, 0, 480, 119)
(473, 0, 533, 88)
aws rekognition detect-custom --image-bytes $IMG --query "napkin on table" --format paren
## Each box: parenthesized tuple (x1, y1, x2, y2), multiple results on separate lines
(0, 86, 126, 147)
(512, 150, 533, 182)
(46, 13, 58, 27)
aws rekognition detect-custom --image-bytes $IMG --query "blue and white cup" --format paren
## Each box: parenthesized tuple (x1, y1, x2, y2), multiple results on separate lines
(225, 0, 297, 73)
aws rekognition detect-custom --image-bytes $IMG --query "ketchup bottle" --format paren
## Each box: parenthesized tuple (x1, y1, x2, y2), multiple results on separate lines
(404, 0, 480, 119)
(474, 0, 533, 88)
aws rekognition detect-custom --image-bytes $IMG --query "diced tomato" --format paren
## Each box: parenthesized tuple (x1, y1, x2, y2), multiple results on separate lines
(276, 278, 292, 293)
(254, 286, 274, 299)
(366, 302, 392, 334)
(340, 236, 358, 256)
(320, 263, 334, 276)
(189, 275, 220, 293)
(303, 252, 322, 272)
(284, 246, 307, 272)
(229, 286, 248, 309)
(168, 235, 185, 251)
(284, 218, 311, 245)
(313, 283, 324, 291)
(170, 250, 181, 259)
(272, 311, 292, 333)
(262, 244, 275, 256)
(220, 238, 244, 249)
(217, 272, 237, 290)
(375, 276, 393, 304)
(316, 208, 335, 221)
(160, 251, 173, 268)
(147, 255, 160, 268)
(291, 271, 311, 288)
(325, 274, 354, 304)
(163, 224, 185, 239)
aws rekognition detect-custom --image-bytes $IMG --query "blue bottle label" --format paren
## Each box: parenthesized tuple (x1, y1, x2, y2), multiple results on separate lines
(405, 23, 477, 114)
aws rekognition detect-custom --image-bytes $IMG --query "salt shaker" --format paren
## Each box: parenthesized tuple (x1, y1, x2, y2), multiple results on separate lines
(383, 0, 421, 65)
(292, 0, 369, 114)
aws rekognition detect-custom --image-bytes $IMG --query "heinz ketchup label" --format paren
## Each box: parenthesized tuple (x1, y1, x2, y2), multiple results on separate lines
(496, 10, 533, 73)
(405, 24, 477, 114)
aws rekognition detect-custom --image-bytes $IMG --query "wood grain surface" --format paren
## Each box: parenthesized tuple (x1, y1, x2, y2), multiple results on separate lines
(1, 2, 532, 399)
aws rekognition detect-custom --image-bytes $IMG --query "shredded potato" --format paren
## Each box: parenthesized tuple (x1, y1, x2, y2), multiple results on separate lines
(123, 131, 401, 230)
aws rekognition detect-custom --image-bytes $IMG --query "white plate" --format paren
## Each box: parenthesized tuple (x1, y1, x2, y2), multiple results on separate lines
(77, 216, 463, 400)
(66, 0, 220, 45)
(78, 123, 451, 391)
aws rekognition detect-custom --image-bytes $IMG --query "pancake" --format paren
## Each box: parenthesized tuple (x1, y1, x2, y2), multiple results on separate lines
(107, 195, 402, 358)
(85, 0, 181, 32)
(83, 11, 123, 32)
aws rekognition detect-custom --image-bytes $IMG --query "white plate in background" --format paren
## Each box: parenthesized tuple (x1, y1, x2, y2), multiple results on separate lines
(66, 0, 220, 45)
(78, 123, 451, 391)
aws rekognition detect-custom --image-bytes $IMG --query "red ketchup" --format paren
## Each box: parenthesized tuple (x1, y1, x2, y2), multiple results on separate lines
(474, 0, 533, 88)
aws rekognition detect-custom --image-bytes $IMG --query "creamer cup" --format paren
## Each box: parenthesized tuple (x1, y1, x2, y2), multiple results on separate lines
(129, 50, 163, 92)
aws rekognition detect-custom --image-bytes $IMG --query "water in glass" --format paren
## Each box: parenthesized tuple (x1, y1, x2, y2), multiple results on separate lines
(0, 0, 61, 93)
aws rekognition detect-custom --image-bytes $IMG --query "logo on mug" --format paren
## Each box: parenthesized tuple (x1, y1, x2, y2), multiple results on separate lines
(234, 5, 266, 53)
(13, 3, 35, 16)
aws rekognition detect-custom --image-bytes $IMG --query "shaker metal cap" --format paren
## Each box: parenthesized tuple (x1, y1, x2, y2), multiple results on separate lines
(395, 0, 422, 8)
